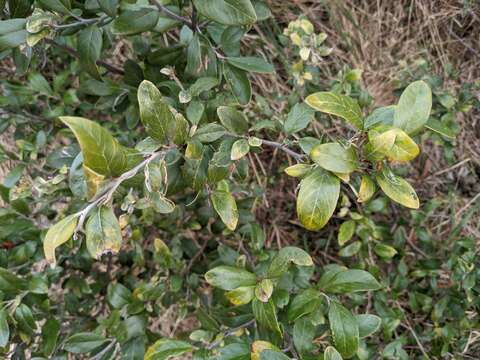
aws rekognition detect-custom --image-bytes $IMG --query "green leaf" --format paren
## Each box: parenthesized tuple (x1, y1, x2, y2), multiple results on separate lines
(0, 308, 9, 347)
(364, 106, 395, 129)
(305, 92, 363, 129)
(310, 143, 358, 173)
(287, 288, 322, 322)
(43, 214, 78, 266)
(98, 0, 118, 17)
(296, 169, 340, 231)
(188, 77, 219, 97)
(225, 286, 255, 306)
(42, 318, 60, 356)
(284, 163, 312, 178)
(64, 332, 108, 353)
(324, 346, 343, 360)
(61, 116, 142, 177)
(37, 0, 71, 13)
(217, 106, 249, 134)
(218, 343, 250, 360)
(260, 350, 291, 360)
(293, 317, 315, 355)
(375, 168, 419, 209)
(226, 56, 274, 73)
(230, 139, 250, 160)
(185, 33, 202, 77)
(319, 269, 381, 293)
(211, 182, 239, 231)
(373, 243, 397, 259)
(77, 25, 102, 80)
(223, 62, 251, 105)
(267, 246, 313, 278)
(0, 19, 26, 52)
(138, 80, 177, 144)
(112, 8, 160, 35)
(393, 80, 432, 134)
(145, 339, 192, 360)
(425, 118, 456, 139)
(284, 103, 315, 134)
(338, 220, 355, 246)
(357, 175, 375, 203)
(85, 207, 122, 259)
(193, 0, 257, 26)
(356, 314, 381, 338)
(328, 301, 359, 359)
(252, 298, 281, 336)
(0, 268, 28, 293)
(205, 266, 257, 290)
(338, 241, 361, 257)
(193, 123, 226, 143)
(107, 283, 132, 309)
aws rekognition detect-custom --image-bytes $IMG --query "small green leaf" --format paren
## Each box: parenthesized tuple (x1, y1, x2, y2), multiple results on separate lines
(0, 308, 9, 347)
(211, 182, 239, 231)
(319, 269, 381, 293)
(356, 314, 382, 338)
(112, 8, 160, 35)
(230, 139, 250, 160)
(226, 56, 274, 73)
(338, 241, 361, 257)
(267, 246, 313, 278)
(138, 80, 177, 144)
(145, 339, 192, 360)
(324, 346, 343, 360)
(205, 266, 257, 290)
(364, 106, 395, 129)
(425, 118, 456, 139)
(310, 142, 358, 173)
(77, 25, 102, 80)
(37, 0, 71, 13)
(287, 288, 322, 322)
(193, 123, 226, 143)
(357, 175, 375, 203)
(41, 318, 60, 356)
(293, 317, 315, 355)
(98, 0, 118, 17)
(43, 214, 78, 265)
(284, 103, 315, 134)
(193, 0, 257, 26)
(376, 168, 419, 209)
(64, 333, 108, 353)
(296, 169, 340, 231)
(305, 92, 363, 129)
(255, 278, 273, 302)
(338, 220, 355, 246)
(85, 207, 122, 259)
(373, 243, 397, 258)
(260, 350, 291, 360)
(225, 286, 255, 306)
(223, 62, 251, 105)
(328, 301, 359, 359)
(217, 106, 249, 134)
(284, 163, 312, 178)
(393, 80, 432, 134)
(0, 19, 27, 52)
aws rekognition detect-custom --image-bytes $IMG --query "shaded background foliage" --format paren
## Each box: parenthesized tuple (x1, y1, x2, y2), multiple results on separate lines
(0, 0, 479, 359)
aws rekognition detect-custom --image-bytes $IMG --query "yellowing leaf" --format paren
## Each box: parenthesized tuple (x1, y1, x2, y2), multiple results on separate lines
(284, 163, 312, 178)
(254, 278, 273, 302)
(357, 175, 376, 203)
(296, 169, 340, 231)
(43, 214, 78, 265)
(83, 165, 106, 200)
(376, 168, 419, 209)
(85, 207, 122, 259)
(310, 142, 358, 174)
(211, 181, 239, 231)
(230, 139, 250, 160)
(305, 92, 363, 129)
(369, 128, 419, 162)
(225, 286, 255, 306)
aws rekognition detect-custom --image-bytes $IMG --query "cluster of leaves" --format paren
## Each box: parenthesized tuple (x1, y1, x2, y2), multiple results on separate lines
(1, 0, 478, 359)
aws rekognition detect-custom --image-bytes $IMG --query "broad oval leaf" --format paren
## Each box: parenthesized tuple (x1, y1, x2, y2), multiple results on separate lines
(324, 346, 343, 360)
(357, 175, 376, 203)
(254, 278, 273, 302)
(205, 266, 257, 290)
(230, 139, 250, 160)
(267, 246, 313, 278)
(284, 163, 312, 178)
(287, 288, 323, 322)
(310, 143, 358, 173)
(252, 298, 282, 336)
(319, 269, 381, 293)
(356, 314, 382, 338)
(217, 106, 249, 134)
(138, 80, 177, 144)
(85, 207, 122, 259)
(368, 127, 419, 162)
(338, 220, 356, 246)
(364, 105, 395, 129)
(193, 0, 257, 26)
(43, 214, 78, 265)
(61, 116, 142, 177)
(112, 8, 160, 35)
(284, 103, 315, 134)
(375, 168, 419, 209)
(296, 169, 340, 231)
(64, 332, 108, 353)
(328, 301, 359, 359)
(223, 62, 251, 105)
(393, 80, 432, 134)
(144, 338, 193, 360)
(225, 286, 255, 306)
(305, 92, 363, 129)
(226, 56, 274, 73)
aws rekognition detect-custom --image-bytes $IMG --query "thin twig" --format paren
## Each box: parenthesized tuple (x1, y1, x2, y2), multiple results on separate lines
(44, 39, 124, 75)
(206, 319, 255, 350)
(150, 0, 193, 28)
(261, 139, 305, 162)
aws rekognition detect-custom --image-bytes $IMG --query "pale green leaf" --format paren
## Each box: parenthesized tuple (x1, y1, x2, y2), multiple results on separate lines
(193, 0, 257, 26)
(393, 80, 432, 134)
(230, 139, 250, 160)
(85, 207, 122, 259)
(144, 339, 192, 360)
(310, 142, 358, 173)
(226, 56, 274, 73)
(205, 266, 257, 290)
(217, 106, 249, 134)
(43, 214, 78, 265)
(376, 168, 419, 209)
(356, 314, 382, 338)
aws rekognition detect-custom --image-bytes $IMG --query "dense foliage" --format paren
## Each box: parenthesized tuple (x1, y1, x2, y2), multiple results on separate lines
(0, 0, 478, 359)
